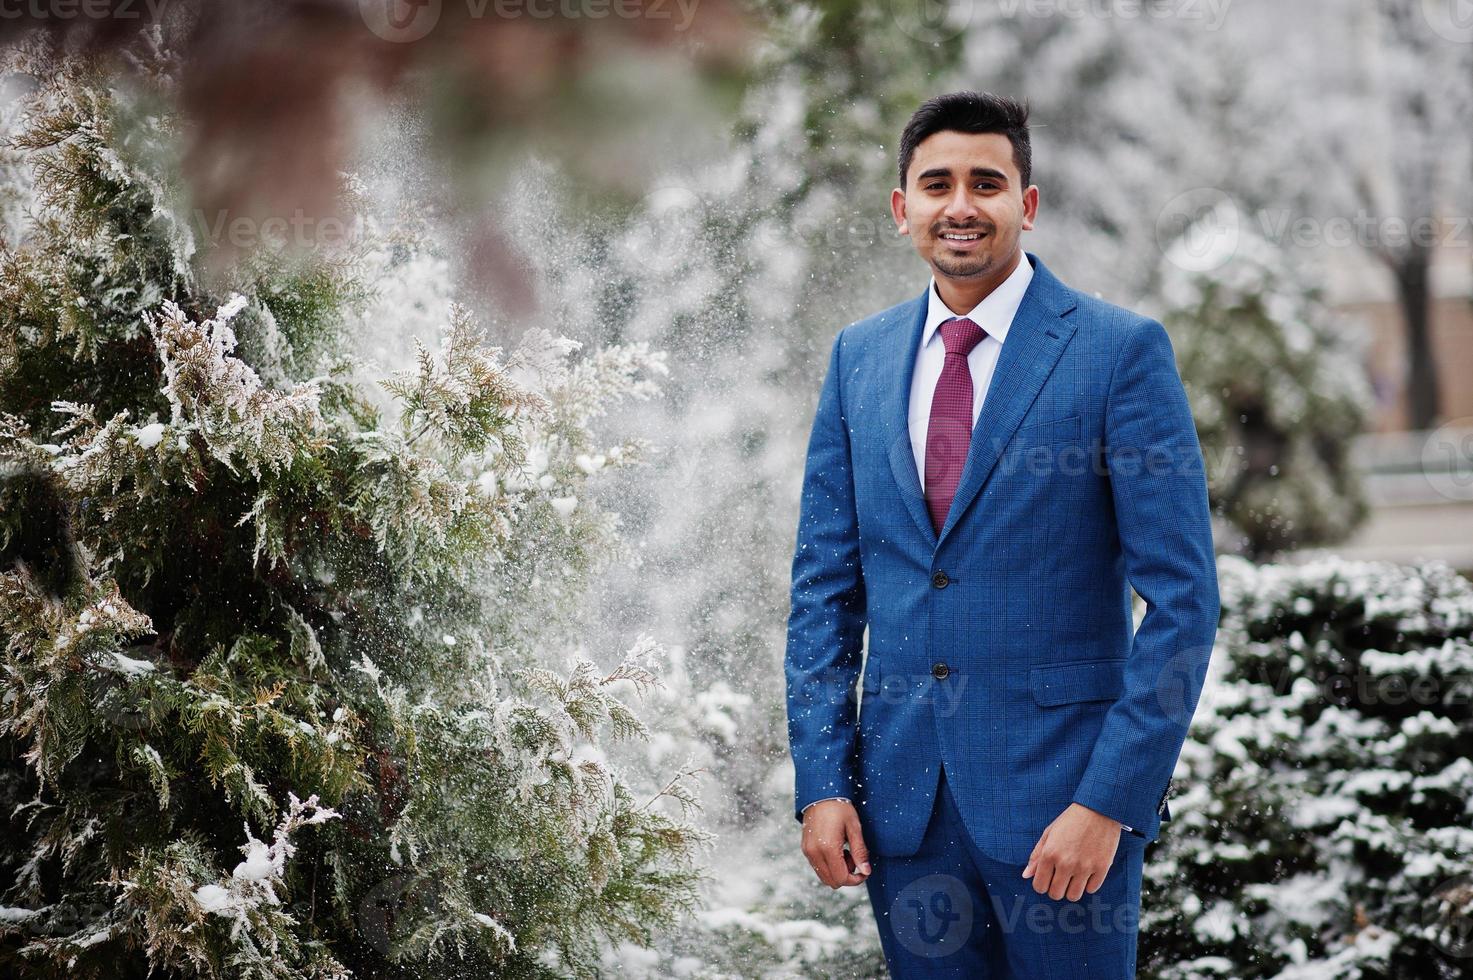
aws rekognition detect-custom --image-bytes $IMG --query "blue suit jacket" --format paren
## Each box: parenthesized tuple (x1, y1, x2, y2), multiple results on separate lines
(785, 251, 1219, 864)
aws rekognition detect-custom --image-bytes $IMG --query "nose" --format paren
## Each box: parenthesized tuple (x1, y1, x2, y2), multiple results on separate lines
(942, 184, 979, 224)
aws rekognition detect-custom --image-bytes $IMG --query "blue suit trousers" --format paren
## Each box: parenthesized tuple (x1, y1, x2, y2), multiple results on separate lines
(864, 764, 1146, 978)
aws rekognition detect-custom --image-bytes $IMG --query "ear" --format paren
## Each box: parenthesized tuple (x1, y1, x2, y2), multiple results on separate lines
(891, 187, 910, 237)
(1020, 184, 1039, 231)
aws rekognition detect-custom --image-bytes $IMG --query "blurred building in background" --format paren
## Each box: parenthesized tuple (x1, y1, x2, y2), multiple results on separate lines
(1304, 239, 1473, 573)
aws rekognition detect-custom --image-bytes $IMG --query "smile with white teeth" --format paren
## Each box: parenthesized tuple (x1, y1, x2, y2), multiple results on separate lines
(941, 232, 983, 240)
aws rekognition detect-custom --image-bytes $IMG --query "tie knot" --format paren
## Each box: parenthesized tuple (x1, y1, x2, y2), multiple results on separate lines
(939, 317, 987, 357)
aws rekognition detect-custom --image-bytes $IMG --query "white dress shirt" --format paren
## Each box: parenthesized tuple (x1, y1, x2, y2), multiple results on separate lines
(909, 251, 1034, 491)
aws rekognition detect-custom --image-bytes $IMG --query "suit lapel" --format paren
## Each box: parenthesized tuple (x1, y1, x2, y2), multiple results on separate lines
(884, 290, 937, 551)
(882, 252, 1081, 551)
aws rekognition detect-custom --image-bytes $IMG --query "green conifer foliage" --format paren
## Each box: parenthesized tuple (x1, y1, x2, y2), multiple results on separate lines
(0, 38, 705, 980)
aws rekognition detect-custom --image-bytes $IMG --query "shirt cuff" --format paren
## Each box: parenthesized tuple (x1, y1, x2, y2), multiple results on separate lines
(801, 796, 852, 813)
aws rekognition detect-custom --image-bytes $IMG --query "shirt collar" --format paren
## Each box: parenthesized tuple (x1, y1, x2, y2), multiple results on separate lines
(922, 251, 1035, 350)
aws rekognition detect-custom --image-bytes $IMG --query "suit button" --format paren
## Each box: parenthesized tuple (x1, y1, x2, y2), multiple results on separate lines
(932, 662, 950, 680)
(931, 570, 949, 589)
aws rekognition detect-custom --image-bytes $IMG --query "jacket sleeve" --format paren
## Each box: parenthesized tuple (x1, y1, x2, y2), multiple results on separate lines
(1071, 317, 1220, 833)
(785, 327, 867, 823)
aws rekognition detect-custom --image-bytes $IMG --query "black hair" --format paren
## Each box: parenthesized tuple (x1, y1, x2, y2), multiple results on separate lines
(897, 91, 1032, 191)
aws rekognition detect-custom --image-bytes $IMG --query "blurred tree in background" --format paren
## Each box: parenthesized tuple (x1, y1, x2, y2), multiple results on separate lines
(1159, 218, 1373, 559)
(0, 0, 753, 316)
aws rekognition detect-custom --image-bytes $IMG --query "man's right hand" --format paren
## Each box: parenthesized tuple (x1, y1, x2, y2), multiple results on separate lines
(801, 799, 871, 888)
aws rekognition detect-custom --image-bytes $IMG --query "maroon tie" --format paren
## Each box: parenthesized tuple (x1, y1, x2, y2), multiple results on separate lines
(925, 316, 988, 534)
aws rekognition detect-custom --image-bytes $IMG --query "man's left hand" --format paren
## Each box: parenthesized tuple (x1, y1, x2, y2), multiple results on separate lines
(1020, 803, 1121, 900)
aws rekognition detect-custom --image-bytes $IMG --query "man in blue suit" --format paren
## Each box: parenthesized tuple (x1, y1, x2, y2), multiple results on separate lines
(785, 91, 1219, 977)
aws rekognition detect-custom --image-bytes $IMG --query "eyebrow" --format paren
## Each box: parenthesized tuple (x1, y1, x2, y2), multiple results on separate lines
(916, 166, 1008, 184)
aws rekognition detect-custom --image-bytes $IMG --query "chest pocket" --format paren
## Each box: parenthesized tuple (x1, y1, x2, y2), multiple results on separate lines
(1013, 413, 1081, 447)
(998, 414, 1087, 480)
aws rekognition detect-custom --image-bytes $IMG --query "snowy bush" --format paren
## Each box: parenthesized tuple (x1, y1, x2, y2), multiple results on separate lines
(1143, 555, 1473, 979)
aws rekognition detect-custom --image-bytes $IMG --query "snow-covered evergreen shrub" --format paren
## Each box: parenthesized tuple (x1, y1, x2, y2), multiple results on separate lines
(0, 36, 705, 980)
(1143, 555, 1473, 979)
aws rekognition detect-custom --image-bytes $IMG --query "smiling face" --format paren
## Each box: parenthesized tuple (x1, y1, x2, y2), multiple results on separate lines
(890, 130, 1038, 301)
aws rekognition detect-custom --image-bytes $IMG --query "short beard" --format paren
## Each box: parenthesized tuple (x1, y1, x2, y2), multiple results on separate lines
(933, 252, 994, 279)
